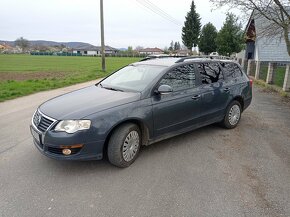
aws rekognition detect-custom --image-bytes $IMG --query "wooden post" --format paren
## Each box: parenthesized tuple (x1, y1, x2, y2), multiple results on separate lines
(255, 61, 261, 80)
(100, 0, 106, 71)
(266, 62, 276, 84)
(247, 59, 253, 76)
(283, 64, 290, 92)
(241, 58, 246, 70)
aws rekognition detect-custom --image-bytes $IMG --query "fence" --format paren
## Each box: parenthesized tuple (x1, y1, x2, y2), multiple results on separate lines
(238, 58, 290, 92)
(30, 52, 148, 58)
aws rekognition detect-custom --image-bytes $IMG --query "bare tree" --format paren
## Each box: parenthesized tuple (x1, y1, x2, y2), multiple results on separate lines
(209, 0, 290, 56)
(15, 37, 30, 53)
(135, 46, 144, 51)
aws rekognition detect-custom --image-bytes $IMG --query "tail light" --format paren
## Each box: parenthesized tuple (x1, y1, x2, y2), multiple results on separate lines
(249, 79, 253, 88)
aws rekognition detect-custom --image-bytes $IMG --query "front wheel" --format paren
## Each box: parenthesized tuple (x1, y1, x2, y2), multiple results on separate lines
(107, 123, 141, 168)
(221, 101, 242, 129)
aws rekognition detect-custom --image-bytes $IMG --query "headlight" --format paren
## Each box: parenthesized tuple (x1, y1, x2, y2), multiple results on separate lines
(54, 120, 91, 134)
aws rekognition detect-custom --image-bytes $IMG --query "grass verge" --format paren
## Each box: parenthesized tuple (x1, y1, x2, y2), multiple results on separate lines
(253, 78, 290, 98)
(0, 55, 141, 102)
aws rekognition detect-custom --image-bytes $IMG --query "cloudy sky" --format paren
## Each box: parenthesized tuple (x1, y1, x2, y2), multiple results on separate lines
(0, 0, 231, 49)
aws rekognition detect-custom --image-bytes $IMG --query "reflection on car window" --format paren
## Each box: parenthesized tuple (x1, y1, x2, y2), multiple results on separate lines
(101, 65, 165, 92)
(198, 62, 223, 84)
(220, 62, 242, 79)
(159, 64, 196, 91)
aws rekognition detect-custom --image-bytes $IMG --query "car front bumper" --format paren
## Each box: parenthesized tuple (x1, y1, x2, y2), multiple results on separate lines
(30, 125, 104, 161)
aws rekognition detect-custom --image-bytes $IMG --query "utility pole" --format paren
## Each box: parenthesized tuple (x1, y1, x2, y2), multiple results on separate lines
(100, 0, 106, 71)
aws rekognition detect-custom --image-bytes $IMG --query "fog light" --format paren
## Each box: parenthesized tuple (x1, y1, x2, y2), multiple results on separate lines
(62, 148, 72, 155)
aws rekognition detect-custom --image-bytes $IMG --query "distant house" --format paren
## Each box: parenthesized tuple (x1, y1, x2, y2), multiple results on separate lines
(72, 45, 118, 56)
(138, 47, 164, 55)
(245, 10, 290, 62)
(0, 43, 12, 50)
(0, 43, 21, 54)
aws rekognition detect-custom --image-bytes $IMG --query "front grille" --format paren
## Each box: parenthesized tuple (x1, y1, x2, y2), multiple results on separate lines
(33, 110, 55, 132)
(37, 141, 44, 149)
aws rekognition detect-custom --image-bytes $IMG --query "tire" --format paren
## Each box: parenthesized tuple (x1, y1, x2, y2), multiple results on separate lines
(221, 100, 242, 129)
(107, 123, 141, 168)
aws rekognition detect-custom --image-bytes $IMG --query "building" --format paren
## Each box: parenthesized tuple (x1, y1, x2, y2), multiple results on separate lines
(138, 47, 164, 55)
(73, 45, 118, 56)
(0, 43, 21, 54)
(245, 10, 290, 62)
(175, 50, 190, 56)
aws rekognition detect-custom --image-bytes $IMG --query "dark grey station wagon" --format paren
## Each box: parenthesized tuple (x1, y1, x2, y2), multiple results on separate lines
(30, 57, 252, 167)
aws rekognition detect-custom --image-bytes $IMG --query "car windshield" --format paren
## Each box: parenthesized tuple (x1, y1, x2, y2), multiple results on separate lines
(99, 65, 166, 92)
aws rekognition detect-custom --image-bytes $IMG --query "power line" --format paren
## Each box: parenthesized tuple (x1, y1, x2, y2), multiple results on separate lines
(136, 0, 181, 25)
(135, 0, 182, 26)
(142, 0, 182, 25)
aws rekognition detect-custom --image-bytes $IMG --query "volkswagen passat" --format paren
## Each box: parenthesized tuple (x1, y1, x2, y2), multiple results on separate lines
(30, 57, 252, 167)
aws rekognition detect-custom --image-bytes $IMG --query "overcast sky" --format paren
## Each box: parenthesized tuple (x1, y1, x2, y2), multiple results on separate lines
(0, 0, 231, 49)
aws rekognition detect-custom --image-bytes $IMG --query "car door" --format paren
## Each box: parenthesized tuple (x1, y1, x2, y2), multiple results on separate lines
(151, 64, 203, 137)
(196, 62, 230, 122)
(219, 62, 244, 98)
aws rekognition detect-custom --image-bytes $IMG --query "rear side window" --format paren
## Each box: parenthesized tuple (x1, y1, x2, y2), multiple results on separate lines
(159, 64, 196, 91)
(197, 62, 223, 84)
(220, 62, 243, 79)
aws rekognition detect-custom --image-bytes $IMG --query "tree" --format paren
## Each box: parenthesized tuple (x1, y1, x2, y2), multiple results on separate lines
(182, 0, 201, 53)
(199, 23, 218, 55)
(210, 0, 290, 56)
(216, 13, 243, 56)
(169, 40, 174, 51)
(174, 42, 181, 51)
(15, 37, 29, 52)
(163, 47, 170, 54)
(127, 46, 133, 55)
(135, 46, 144, 51)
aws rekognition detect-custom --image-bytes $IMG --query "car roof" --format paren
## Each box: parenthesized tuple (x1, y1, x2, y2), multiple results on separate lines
(134, 58, 180, 67)
(133, 57, 236, 67)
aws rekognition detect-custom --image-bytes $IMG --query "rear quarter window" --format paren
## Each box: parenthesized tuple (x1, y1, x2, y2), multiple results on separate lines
(197, 62, 224, 84)
(220, 62, 243, 80)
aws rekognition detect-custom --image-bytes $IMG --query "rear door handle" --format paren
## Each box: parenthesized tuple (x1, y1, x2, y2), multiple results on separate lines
(224, 88, 230, 92)
(192, 95, 201, 100)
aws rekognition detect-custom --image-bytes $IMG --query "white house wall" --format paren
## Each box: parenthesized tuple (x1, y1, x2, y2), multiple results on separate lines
(255, 14, 290, 62)
(87, 51, 98, 55)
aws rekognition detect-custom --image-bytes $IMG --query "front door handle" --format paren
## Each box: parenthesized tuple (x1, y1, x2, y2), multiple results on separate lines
(224, 88, 230, 92)
(192, 95, 201, 100)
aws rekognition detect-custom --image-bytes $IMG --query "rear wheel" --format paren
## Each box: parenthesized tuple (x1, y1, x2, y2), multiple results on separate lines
(107, 123, 141, 167)
(221, 101, 242, 129)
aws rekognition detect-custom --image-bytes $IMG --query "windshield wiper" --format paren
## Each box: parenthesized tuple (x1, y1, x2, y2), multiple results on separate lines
(99, 83, 123, 92)
(105, 87, 124, 92)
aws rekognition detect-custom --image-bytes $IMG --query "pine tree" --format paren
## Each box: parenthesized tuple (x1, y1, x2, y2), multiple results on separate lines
(182, 1, 201, 53)
(199, 23, 218, 55)
(216, 13, 243, 56)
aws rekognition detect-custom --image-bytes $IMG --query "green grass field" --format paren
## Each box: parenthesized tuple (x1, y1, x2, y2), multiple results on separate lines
(260, 65, 286, 87)
(0, 55, 141, 102)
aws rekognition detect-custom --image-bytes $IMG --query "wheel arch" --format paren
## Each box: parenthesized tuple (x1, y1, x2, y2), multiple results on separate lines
(231, 95, 244, 111)
(103, 118, 150, 156)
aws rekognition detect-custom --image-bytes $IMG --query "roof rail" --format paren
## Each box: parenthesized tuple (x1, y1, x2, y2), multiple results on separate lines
(140, 55, 187, 62)
(175, 55, 233, 63)
(175, 56, 212, 63)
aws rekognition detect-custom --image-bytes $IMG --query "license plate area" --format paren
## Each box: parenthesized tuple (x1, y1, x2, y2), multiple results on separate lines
(31, 127, 41, 144)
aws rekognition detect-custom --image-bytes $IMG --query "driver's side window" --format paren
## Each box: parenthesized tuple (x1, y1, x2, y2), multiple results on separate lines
(159, 64, 196, 92)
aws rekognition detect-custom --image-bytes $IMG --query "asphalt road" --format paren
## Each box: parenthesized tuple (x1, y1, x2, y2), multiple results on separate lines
(1, 82, 290, 217)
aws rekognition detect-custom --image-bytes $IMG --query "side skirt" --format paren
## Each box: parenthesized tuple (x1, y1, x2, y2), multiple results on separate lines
(147, 116, 223, 145)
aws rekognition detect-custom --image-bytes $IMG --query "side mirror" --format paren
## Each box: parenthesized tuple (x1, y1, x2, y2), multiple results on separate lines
(156, 85, 173, 95)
